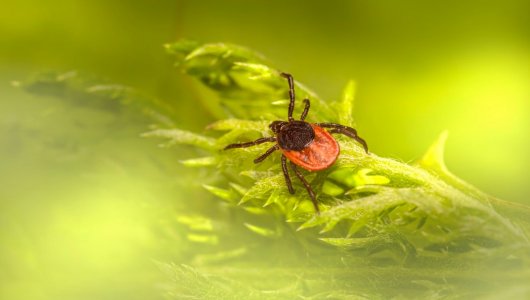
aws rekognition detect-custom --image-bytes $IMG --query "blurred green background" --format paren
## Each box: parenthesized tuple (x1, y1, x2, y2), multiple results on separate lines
(1, 1, 529, 299)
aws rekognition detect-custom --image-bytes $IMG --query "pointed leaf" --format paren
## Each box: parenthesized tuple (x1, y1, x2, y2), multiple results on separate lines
(143, 129, 216, 150)
(207, 119, 269, 131)
(186, 234, 219, 245)
(180, 156, 217, 167)
(244, 223, 278, 237)
(229, 183, 248, 196)
(176, 215, 213, 231)
(202, 184, 236, 202)
(417, 130, 449, 175)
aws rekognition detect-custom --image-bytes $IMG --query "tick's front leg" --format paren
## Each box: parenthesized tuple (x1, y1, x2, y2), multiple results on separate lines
(316, 123, 368, 154)
(224, 136, 276, 150)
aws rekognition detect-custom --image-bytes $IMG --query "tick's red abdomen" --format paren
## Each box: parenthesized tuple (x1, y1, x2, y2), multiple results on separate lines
(282, 124, 339, 171)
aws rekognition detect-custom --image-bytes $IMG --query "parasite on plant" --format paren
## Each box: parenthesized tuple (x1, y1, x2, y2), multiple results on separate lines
(224, 73, 368, 213)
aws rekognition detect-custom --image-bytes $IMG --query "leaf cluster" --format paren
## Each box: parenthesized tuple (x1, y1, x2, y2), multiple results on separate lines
(19, 40, 530, 299)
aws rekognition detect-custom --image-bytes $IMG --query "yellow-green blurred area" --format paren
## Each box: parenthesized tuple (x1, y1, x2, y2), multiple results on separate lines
(1, 1, 529, 299)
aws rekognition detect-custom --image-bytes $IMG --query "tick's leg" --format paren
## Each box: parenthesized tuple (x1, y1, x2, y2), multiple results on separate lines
(316, 123, 369, 154)
(254, 144, 279, 163)
(224, 137, 276, 150)
(290, 162, 319, 213)
(281, 72, 296, 122)
(329, 128, 368, 154)
(281, 155, 294, 194)
(300, 98, 310, 121)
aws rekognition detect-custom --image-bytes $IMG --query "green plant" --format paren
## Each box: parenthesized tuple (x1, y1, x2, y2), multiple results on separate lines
(19, 41, 530, 299)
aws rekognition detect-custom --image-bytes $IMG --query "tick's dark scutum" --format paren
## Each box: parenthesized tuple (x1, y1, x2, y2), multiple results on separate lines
(277, 121, 315, 151)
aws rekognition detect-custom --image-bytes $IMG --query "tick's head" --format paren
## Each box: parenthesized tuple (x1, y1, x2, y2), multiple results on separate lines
(269, 120, 287, 134)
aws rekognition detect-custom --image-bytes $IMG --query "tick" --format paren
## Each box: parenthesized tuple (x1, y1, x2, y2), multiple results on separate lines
(224, 73, 368, 213)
